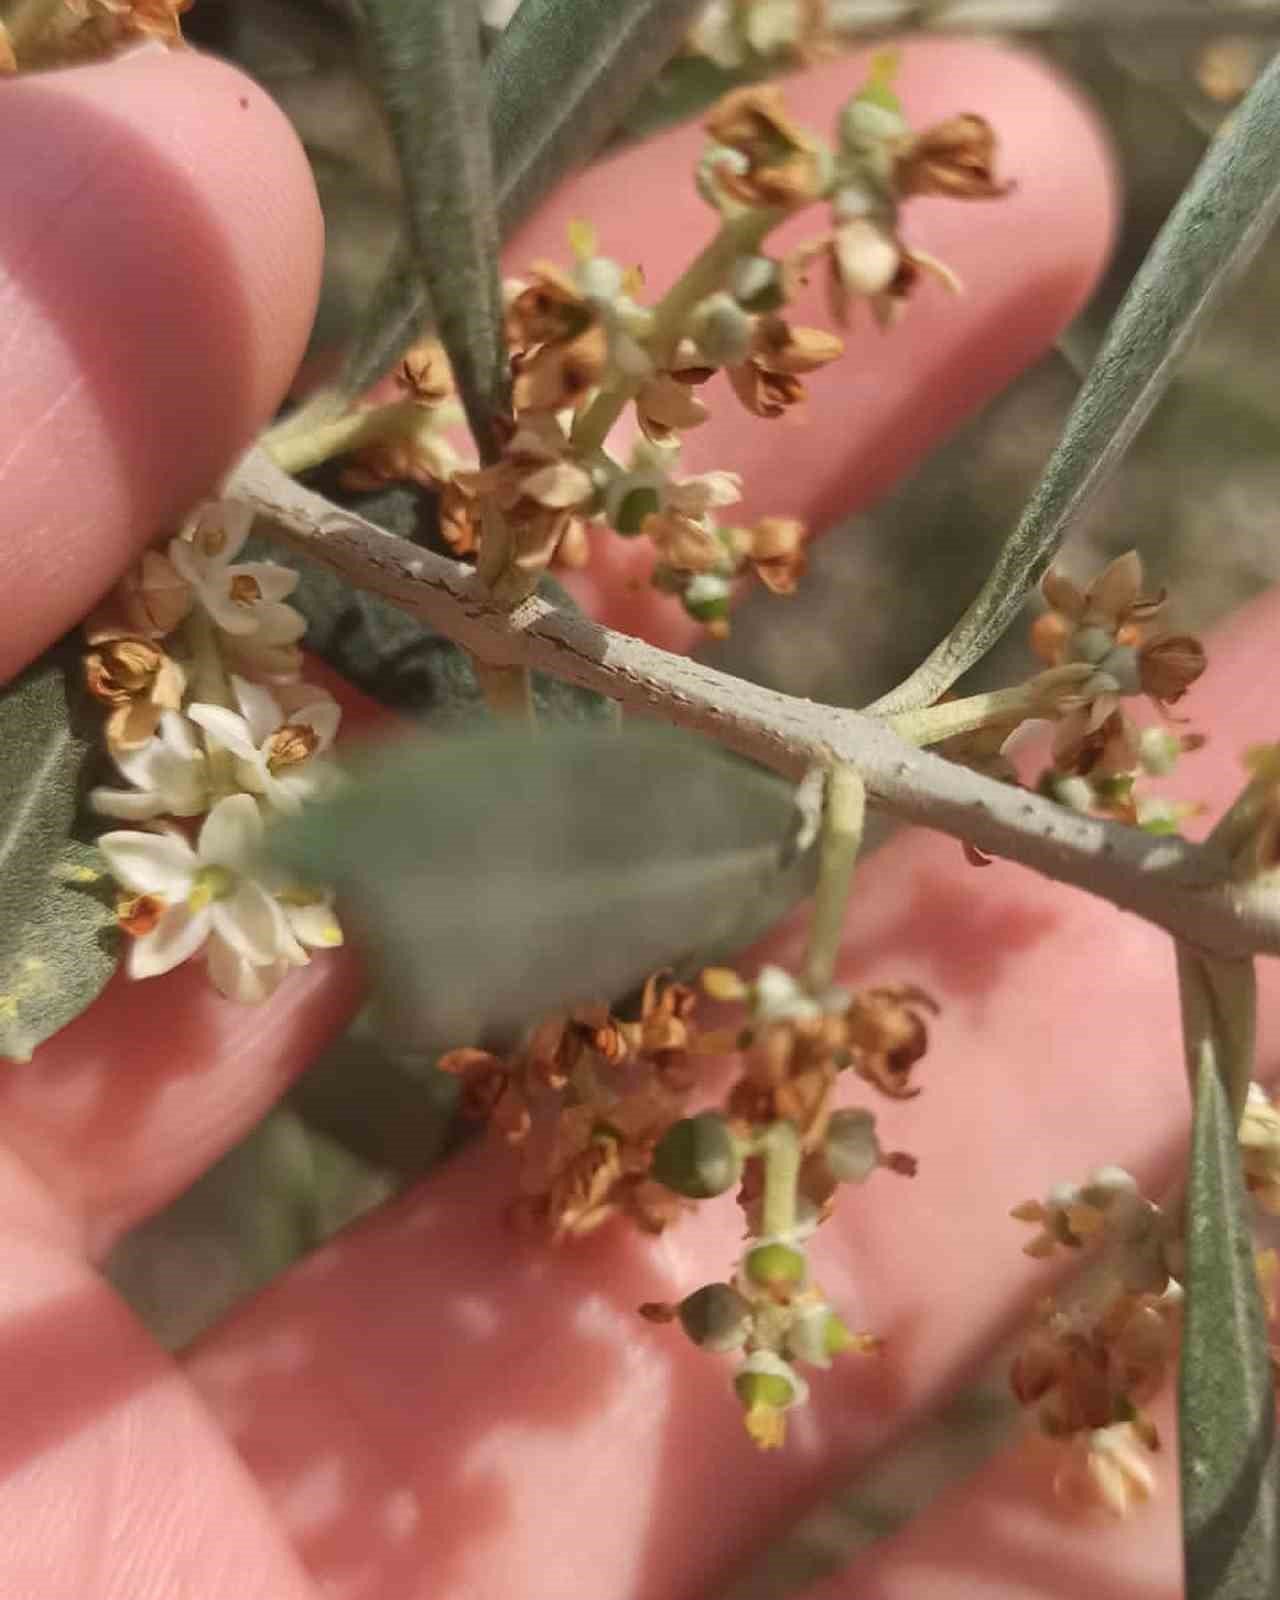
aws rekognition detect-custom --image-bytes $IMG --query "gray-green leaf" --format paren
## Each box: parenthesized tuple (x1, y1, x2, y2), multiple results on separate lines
(1177, 947, 1279, 1600)
(870, 47, 1280, 714)
(0, 639, 119, 1062)
(340, 0, 707, 400)
(360, 0, 510, 461)
(268, 724, 805, 1050)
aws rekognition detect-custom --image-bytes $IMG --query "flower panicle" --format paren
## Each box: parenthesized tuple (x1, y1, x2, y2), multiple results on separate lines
(86, 500, 343, 1007)
(439, 957, 930, 1447)
(295, 56, 1007, 633)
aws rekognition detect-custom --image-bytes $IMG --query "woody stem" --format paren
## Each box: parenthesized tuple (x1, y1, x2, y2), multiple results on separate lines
(569, 207, 782, 457)
(802, 764, 866, 995)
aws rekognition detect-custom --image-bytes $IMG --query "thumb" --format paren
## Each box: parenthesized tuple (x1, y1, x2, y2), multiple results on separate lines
(0, 44, 324, 683)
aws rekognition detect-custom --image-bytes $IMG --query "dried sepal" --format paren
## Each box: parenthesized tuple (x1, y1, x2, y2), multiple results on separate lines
(704, 86, 827, 210)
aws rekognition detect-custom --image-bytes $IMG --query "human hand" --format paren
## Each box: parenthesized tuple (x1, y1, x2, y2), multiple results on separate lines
(1, 38, 1269, 1600)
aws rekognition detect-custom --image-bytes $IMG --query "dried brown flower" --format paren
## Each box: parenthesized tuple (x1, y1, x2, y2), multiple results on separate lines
(895, 114, 1010, 200)
(845, 984, 938, 1099)
(635, 373, 710, 444)
(726, 315, 841, 418)
(508, 264, 609, 413)
(84, 636, 185, 749)
(704, 86, 826, 210)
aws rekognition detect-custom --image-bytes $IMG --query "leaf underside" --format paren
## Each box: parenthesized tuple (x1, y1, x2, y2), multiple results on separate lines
(0, 639, 119, 1062)
(1178, 949, 1279, 1600)
(268, 724, 803, 1051)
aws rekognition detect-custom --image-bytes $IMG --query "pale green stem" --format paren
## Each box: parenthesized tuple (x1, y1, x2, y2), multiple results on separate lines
(886, 685, 1044, 747)
(569, 207, 782, 457)
(182, 607, 239, 800)
(760, 1118, 801, 1239)
(262, 398, 441, 477)
(803, 764, 865, 996)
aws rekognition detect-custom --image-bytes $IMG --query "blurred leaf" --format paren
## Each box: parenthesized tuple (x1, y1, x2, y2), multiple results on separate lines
(0, 639, 118, 1063)
(340, 0, 707, 398)
(360, 0, 510, 460)
(268, 724, 805, 1049)
(871, 47, 1280, 714)
(1177, 947, 1278, 1600)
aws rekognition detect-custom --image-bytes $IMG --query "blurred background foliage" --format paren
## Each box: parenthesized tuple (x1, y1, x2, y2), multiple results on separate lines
(110, 1, 1280, 1390)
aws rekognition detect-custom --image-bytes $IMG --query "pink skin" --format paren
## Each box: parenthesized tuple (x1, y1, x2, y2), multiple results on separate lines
(0, 38, 1260, 1600)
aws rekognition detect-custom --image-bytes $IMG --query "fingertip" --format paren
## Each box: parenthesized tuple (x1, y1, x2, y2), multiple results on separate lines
(0, 47, 323, 680)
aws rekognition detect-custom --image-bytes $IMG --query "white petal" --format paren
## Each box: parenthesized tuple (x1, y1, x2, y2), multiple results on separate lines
(205, 589, 263, 636)
(197, 794, 263, 868)
(207, 933, 289, 1003)
(188, 702, 260, 762)
(156, 709, 201, 760)
(231, 675, 285, 747)
(296, 699, 342, 752)
(167, 536, 206, 586)
(218, 501, 255, 560)
(212, 880, 290, 964)
(128, 903, 211, 978)
(252, 602, 307, 644)
(90, 787, 167, 822)
(98, 829, 196, 897)
(285, 900, 343, 949)
(228, 562, 298, 603)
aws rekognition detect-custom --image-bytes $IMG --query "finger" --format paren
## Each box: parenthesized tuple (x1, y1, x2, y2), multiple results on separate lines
(798, 1400, 1180, 1600)
(503, 38, 1116, 651)
(0, 1144, 320, 1599)
(184, 589, 1277, 1600)
(0, 46, 323, 683)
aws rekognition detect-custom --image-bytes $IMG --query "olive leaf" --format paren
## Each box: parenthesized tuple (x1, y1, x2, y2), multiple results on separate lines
(267, 724, 806, 1050)
(0, 638, 119, 1062)
(339, 0, 707, 401)
(1177, 947, 1279, 1600)
(870, 46, 1280, 715)
(359, 0, 510, 461)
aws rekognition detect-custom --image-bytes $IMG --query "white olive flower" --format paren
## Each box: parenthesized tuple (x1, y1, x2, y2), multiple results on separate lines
(99, 794, 291, 982)
(188, 676, 341, 814)
(204, 888, 342, 1004)
(169, 500, 301, 637)
(90, 710, 210, 821)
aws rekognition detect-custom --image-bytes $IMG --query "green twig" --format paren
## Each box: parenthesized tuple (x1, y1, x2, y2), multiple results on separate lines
(802, 765, 865, 996)
(761, 1118, 801, 1239)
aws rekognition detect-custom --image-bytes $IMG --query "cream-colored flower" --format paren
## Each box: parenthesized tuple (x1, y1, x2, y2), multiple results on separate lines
(170, 501, 303, 640)
(188, 676, 341, 815)
(91, 709, 209, 821)
(100, 794, 295, 985)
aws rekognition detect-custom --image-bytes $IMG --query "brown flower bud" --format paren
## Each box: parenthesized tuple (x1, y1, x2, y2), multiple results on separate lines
(1138, 633, 1206, 706)
(704, 86, 826, 210)
(747, 517, 807, 594)
(895, 114, 1010, 199)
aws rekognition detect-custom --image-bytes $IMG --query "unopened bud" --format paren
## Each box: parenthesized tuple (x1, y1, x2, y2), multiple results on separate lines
(678, 1283, 754, 1352)
(731, 254, 786, 313)
(824, 1107, 881, 1184)
(690, 292, 754, 366)
(651, 1112, 742, 1198)
(744, 1240, 807, 1291)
